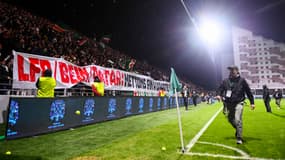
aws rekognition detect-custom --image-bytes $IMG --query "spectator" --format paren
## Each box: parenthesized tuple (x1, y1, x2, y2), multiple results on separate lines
(158, 87, 166, 97)
(36, 69, 56, 97)
(91, 76, 104, 96)
(0, 1, 206, 95)
(0, 58, 11, 94)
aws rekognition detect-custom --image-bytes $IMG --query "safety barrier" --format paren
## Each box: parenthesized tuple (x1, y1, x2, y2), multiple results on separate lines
(5, 96, 201, 140)
(0, 82, 160, 97)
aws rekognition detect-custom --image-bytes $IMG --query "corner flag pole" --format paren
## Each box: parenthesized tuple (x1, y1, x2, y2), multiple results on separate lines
(174, 88, 185, 153)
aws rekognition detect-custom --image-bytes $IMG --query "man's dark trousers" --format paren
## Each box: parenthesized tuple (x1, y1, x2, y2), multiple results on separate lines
(264, 98, 271, 112)
(225, 102, 243, 139)
(184, 97, 188, 110)
(193, 97, 197, 106)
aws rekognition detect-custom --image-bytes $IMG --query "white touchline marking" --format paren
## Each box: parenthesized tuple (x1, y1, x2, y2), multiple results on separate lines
(197, 141, 249, 157)
(183, 106, 277, 160)
(185, 152, 274, 160)
(186, 106, 223, 152)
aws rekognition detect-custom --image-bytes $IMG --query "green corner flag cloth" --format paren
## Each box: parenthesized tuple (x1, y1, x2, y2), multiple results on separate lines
(169, 68, 182, 95)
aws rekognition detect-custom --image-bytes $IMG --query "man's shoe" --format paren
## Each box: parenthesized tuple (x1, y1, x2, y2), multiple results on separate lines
(236, 139, 243, 144)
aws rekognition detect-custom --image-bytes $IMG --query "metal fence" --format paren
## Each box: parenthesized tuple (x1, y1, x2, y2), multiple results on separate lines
(0, 82, 160, 97)
(1, 82, 284, 97)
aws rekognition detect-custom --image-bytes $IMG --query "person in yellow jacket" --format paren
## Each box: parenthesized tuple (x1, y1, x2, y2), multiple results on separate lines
(158, 88, 166, 97)
(36, 69, 56, 97)
(91, 76, 104, 96)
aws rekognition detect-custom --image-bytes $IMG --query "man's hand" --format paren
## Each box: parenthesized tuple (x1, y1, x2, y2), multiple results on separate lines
(250, 104, 255, 110)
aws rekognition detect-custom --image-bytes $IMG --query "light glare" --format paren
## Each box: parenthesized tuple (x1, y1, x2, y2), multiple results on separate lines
(199, 19, 222, 46)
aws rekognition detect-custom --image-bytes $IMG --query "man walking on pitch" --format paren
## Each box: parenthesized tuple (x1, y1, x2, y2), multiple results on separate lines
(273, 89, 282, 109)
(263, 85, 271, 113)
(182, 85, 190, 110)
(217, 65, 255, 144)
(192, 90, 198, 106)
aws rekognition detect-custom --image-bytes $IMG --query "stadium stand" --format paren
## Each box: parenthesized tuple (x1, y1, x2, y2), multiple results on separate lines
(0, 1, 205, 95)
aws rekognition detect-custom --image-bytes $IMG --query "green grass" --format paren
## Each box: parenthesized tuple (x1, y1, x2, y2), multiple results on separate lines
(192, 99, 285, 159)
(0, 99, 284, 160)
(0, 123, 5, 136)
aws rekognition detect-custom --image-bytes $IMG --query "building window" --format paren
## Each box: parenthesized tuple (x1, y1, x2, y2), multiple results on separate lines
(264, 43, 266, 45)
(261, 71, 264, 73)
(261, 75, 264, 78)
(252, 80, 255, 83)
(261, 66, 264, 69)
(267, 75, 270, 78)
(273, 80, 275, 82)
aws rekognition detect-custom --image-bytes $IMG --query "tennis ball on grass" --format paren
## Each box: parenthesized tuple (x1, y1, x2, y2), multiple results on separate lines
(75, 110, 80, 115)
(5, 151, 11, 155)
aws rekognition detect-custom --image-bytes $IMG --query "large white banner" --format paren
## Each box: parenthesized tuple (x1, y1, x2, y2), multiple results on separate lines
(13, 51, 170, 91)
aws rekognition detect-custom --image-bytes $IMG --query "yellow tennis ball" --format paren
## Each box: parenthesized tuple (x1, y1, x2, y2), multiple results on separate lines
(5, 151, 11, 155)
(75, 110, 80, 115)
(161, 146, 166, 151)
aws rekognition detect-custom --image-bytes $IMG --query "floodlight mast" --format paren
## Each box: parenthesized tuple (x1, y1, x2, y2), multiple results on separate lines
(180, 0, 199, 32)
(179, 0, 221, 86)
(180, 0, 221, 47)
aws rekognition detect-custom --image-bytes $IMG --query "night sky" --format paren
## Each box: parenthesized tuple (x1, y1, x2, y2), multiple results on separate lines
(8, 0, 285, 89)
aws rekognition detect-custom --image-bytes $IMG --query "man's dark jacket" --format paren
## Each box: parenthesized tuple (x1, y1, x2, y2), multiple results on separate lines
(218, 75, 254, 105)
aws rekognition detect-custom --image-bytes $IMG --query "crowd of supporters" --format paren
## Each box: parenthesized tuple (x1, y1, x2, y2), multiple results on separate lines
(0, 1, 205, 94)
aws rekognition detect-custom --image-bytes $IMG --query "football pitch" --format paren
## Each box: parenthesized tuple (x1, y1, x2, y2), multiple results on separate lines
(0, 99, 284, 160)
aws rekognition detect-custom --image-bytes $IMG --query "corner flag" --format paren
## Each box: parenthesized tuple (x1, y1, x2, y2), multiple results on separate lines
(170, 68, 182, 95)
(170, 67, 185, 153)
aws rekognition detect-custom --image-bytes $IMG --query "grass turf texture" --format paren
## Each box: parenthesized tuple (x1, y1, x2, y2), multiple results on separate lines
(0, 99, 284, 160)
(192, 99, 285, 159)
